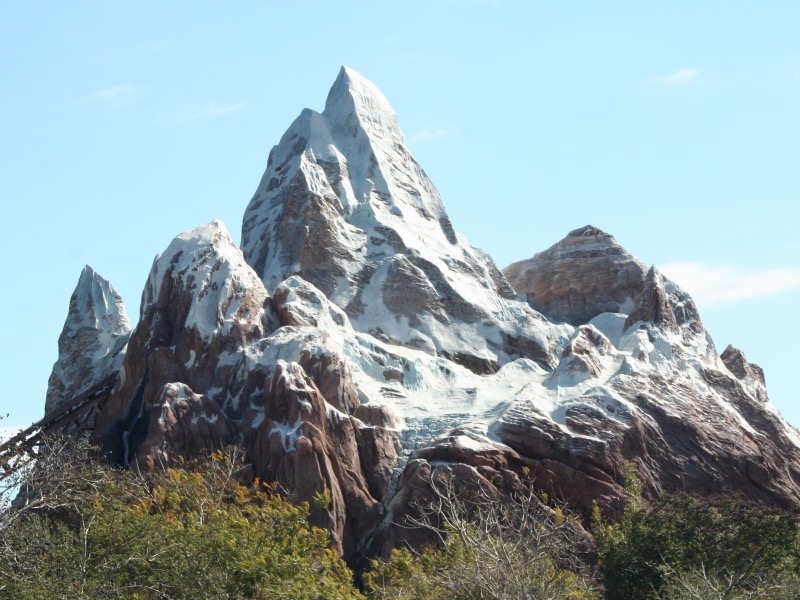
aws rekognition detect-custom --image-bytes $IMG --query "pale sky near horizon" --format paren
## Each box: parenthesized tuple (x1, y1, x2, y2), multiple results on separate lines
(1, 1, 798, 434)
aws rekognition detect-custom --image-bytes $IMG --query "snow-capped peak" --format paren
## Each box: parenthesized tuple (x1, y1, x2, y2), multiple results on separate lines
(143, 219, 271, 342)
(46, 266, 131, 414)
(242, 67, 563, 374)
(323, 65, 403, 143)
(44, 67, 800, 561)
(72, 265, 131, 337)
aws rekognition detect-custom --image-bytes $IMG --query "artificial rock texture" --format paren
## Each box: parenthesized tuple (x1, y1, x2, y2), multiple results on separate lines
(44, 67, 800, 565)
(241, 66, 565, 375)
(87, 221, 397, 560)
(46, 266, 131, 415)
(504, 225, 649, 326)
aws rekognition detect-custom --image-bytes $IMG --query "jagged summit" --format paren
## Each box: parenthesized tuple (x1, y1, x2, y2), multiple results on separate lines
(46, 266, 131, 415)
(73, 265, 131, 335)
(323, 66, 403, 142)
(568, 224, 616, 240)
(93, 219, 278, 464)
(142, 219, 271, 342)
(504, 225, 649, 325)
(721, 344, 769, 403)
(241, 67, 563, 373)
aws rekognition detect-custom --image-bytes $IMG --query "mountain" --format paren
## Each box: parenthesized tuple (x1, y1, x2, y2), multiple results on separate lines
(46, 266, 130, 415)
(241, 66, 566, 374)
(90, 220, 398, 558)
(45, 67, 800, 562)
(504, 225, 649, 325)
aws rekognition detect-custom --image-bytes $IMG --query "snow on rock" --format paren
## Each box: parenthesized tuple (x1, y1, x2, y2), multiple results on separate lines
(142, 219, 273, 343)
(721, 344, 768, 403)
(490, 253, 800, 515)
(273, 275, 354, 333)
(88, 221, 400, 560)
(135, 382, 233, 468)
(250, 359, 397, 559)
(241, 66, 567, 374)
(46, 266, 131, 415)
(51, 67, 800, 562)
(93, 220, 278, 463)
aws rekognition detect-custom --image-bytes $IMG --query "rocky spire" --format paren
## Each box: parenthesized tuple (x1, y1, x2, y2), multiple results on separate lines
(93, 220, 277, 463)
(46, 266, 131, 415)
(721, 344, 769, 403)
(624, 265, 706, 341)
(241, 67, 564, 373)
(141, 219, 273, 344)
(323, 66, 403, 143)
(504, 225, 649, 325)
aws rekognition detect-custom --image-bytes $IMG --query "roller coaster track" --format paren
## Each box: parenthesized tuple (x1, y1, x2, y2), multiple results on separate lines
(0, 374, 117, 475)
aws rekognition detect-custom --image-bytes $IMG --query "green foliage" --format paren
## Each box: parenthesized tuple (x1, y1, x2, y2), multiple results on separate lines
(0, 442, 362, 599)
(594, 465, 800, 599)
(363, 547, 449, 600)
(7, 439, 800, 600)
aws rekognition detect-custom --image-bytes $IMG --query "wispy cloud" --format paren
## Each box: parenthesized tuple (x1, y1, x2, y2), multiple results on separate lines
(660, 261, 800, 306)
(83, 83, 138, 106)
(176, 102, 246, 121)
(407, 128, 453, 144)
(650, 69, 700, 86)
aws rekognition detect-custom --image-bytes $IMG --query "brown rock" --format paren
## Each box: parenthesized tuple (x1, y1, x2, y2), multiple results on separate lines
(135, 382, 233, 468)
(624, 266, 705, 342)
(354, 403, 399, 429)
(297, 350, 361, 415)
(250, 361, 397, 560)
(504, 225, 648, 325)
(93, 222, 274, 465)
(368, 434, 595, 559)
(556, 325, 613, 379)
(721, 344, 768, 403)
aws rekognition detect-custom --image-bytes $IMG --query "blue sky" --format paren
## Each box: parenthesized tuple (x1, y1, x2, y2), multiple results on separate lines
(1, 1, 798, 432)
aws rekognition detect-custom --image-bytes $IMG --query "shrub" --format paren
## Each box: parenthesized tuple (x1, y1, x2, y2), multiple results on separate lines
(0, 438, 362, 599)
(594, 466, 800, 599)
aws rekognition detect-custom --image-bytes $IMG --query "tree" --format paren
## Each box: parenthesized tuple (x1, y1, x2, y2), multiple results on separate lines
(594, 466, 800, 599)
(0, 437, 363, 599)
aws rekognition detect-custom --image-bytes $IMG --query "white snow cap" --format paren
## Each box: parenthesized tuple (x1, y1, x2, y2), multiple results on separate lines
(144, 219, 269, 341)
(45, 265, 131, 414)
(71, 265, 131, 336)
(323, 66, 403, 142)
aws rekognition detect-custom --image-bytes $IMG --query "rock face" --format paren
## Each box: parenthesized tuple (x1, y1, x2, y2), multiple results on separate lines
(45, 67, 800, 565)
(504, 225, 649, 325)
(493, 248, 800, 515)
(46, 266, 131, 415)
(241, 66, 565, 374)
(92, 220, 276, 464)
(250, 360, 395, 557)
(135, 382, 234, 468)
(721, 344, 769, 403)
(86, 220, 398, 560)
